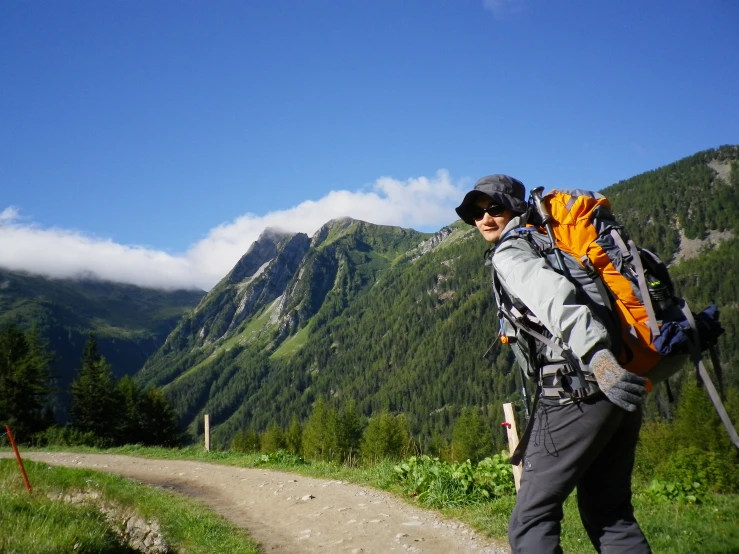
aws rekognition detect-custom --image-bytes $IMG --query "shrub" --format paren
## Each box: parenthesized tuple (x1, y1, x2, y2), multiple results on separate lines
(32, 426, 112, 448)
(256, 450, 306, 466)
(644, 479, 704, 504)
(654, 446, 739, 495)
(394, 453, 515, 508)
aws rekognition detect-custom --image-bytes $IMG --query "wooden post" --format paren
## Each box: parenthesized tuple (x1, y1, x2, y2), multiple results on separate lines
(204, 414, 210, 452)
(502, 403, 522, 492)
(5, 426, 32, 493)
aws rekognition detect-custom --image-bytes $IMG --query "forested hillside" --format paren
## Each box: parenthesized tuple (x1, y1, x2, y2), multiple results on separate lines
(143, 145, 739, 448)
(0, 269, 204, 420)
(607, 145, 739, 387)
(607, 146, 739, 261)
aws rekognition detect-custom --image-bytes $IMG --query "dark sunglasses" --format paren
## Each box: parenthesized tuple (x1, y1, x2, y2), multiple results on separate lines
(470, 204, 506, 220)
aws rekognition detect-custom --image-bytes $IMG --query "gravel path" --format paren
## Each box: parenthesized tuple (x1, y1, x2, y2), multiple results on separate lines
(2, 452, 511, 554)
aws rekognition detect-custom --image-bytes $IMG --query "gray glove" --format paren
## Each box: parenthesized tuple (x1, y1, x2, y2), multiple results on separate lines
(588, 349, 647, 412)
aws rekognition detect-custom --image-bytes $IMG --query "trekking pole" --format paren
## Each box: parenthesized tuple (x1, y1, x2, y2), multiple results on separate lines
(518, 364, 531, 423)
(530, 187, 570, 278)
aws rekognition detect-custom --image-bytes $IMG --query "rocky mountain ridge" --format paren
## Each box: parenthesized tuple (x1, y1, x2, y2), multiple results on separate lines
(138, 218, 433, 393)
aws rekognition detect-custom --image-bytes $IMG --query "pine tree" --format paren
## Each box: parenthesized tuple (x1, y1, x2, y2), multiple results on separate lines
(116, 376, 142, 445)
(451, 407, 493, 462)
(69, 334, 121, 443)
(338, 400, 363, 463)
(324, 407, 341, 461)
(261, 421, 286, 453)
(0, 324, 54, 442)
(231, 427, 261, 453)
(286, 415, 303, 455)
(360, 411, 409, 461)
(302, 397, 329, 460)
(138, 387, 184, 447)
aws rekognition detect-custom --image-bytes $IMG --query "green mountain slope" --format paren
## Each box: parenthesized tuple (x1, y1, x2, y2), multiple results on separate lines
(606, 145, 739, 262)
(137, 219, 432, 431)
(0, 269, 204, 421)
(145, 145, 739, 447)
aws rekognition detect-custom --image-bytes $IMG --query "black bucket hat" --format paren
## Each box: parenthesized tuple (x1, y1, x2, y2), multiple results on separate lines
(455, 174, 528, 225)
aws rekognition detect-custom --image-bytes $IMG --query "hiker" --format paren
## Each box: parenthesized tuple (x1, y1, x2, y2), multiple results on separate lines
(456, 175, 651, 553)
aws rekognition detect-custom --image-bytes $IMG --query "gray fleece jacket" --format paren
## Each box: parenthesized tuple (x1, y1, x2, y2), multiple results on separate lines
(490, 216, 611, 382)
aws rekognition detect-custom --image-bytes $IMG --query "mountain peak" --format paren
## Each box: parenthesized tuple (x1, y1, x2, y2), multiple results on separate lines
(310, 217, 357, 247)
(227, 228, 299, 285)
(258, 226, 292, 241)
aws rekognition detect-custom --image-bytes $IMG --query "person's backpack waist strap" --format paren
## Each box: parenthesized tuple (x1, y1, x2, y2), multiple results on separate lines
(540, 362, 600, 402)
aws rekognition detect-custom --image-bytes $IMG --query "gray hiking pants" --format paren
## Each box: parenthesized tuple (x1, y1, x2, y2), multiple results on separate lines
(508, 394, 651, 554)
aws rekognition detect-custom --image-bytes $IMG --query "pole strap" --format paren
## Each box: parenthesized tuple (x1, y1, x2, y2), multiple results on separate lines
(679, 300, 739, 451)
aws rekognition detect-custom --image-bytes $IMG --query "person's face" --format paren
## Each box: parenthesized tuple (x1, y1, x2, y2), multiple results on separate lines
(472, 197, 514, 243)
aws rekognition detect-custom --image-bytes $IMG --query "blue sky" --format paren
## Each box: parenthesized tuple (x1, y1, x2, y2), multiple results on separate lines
(1, 0, 737, 289)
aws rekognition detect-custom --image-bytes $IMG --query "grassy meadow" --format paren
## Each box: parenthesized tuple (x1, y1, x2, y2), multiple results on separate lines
(0, 456, 260, 554)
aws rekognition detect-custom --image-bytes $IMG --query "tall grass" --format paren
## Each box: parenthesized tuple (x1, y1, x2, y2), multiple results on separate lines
(0, 458, 260, 554)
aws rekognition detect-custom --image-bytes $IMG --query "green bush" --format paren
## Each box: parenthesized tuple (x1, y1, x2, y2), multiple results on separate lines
(644, 479, 704, 504)
(654, 446, 739, 495)
(394, 453, 515, 508)
(32, 425, 113, 448)
(634, 420, 673, 478)
(256, 450, 306, 466)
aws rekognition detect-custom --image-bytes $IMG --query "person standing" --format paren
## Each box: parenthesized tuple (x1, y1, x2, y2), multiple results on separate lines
(455, 175, 651, 553)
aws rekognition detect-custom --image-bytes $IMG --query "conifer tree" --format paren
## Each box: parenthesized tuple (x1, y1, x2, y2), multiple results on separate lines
(338, 400, 363, 462)
(451, 407, 493, 462)
(138, 387, 184, 447)
(261, 421, 286, 453)
(360, 411, 409, 461)
(286, 415, 303, 455)
(428, 432, 452, 461)
(302, 397, 329, 460)
(0, 323, 54, 442)
(231, 427, 261, 453)
(116, 375, 142, 445)
(69, 334, 121, 443)
(324, 407, 341, 461)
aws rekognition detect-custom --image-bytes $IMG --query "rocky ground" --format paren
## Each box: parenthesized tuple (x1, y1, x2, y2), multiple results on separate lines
(2, 452, 510, 554)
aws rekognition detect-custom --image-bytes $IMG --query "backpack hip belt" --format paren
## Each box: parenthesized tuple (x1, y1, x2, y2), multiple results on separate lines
(540, 362, 599, 401)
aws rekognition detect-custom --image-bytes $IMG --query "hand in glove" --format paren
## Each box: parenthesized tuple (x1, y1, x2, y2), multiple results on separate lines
(588, 349, 647, 412)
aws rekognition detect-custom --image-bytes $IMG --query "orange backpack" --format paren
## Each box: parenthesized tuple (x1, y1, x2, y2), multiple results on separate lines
(537, 188, 664, 374)
(500, 187, 738, 450)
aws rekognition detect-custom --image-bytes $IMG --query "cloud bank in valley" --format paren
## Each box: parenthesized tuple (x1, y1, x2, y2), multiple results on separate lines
(0, 171, 466, 290)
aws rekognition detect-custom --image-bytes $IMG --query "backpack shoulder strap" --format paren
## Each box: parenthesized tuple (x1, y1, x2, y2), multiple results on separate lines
(609, 229, 661, 339)
(490, 252, 597, 402)
(495, 225, 545, 253)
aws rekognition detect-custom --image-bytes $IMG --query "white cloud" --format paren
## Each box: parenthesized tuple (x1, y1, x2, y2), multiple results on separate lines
(0, 170, 466, 291)
(482, 0, 523, 17)
(0, 206, 20, 223)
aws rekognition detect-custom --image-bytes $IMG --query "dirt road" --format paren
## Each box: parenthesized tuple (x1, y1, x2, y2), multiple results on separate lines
(3, 452, 510, 554)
